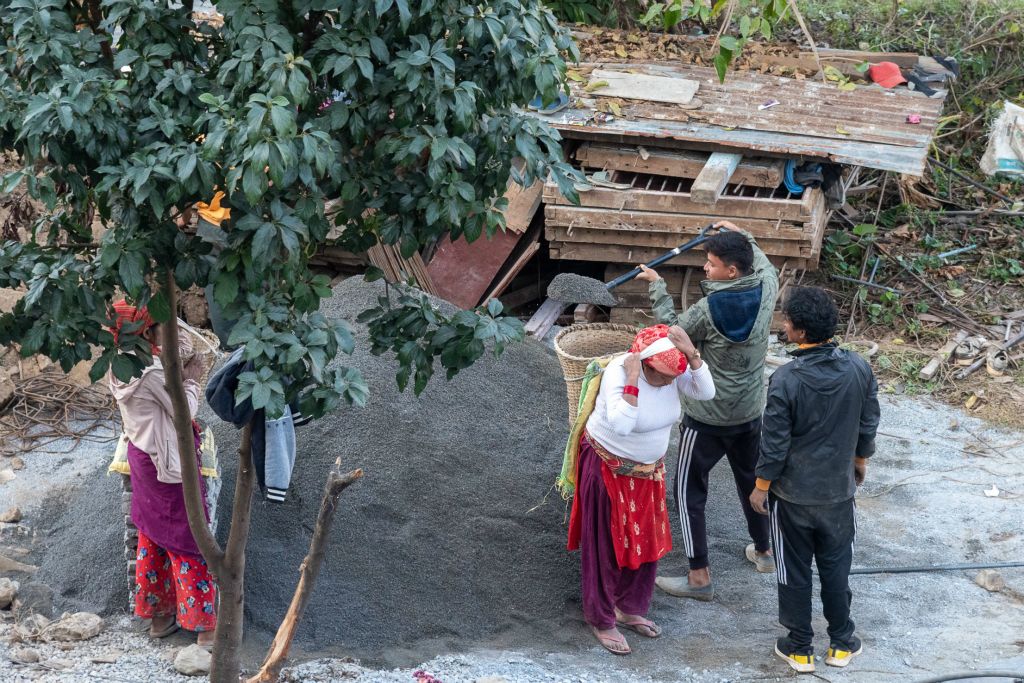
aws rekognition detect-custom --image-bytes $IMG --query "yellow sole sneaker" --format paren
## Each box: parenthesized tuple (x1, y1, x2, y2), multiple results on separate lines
(774, 641, 815, 673)
(825, 642, 864, 668)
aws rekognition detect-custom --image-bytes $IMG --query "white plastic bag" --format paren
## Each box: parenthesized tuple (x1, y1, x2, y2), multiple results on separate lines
(980, 101, 1024, 177)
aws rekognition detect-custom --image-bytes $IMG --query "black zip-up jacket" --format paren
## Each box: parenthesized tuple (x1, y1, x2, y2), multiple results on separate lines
(756, 342, 880, 505)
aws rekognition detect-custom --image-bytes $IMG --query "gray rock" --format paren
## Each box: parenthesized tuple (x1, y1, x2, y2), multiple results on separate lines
(975, 569, 1006, 592)
(0, 505, 21, 522)
(42, 611, 104, 641)
(15, 613, 51, 639)
(0, 576, 18, 608)
(8, 646, 40, 664)
(174, 644, 212, 676)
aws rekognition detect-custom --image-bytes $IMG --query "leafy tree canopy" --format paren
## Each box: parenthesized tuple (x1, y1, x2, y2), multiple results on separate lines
(0, 0, 580, 415)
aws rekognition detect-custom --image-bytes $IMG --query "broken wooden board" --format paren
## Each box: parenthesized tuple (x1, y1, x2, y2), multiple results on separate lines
(426, 229, 523, 309)
(482, 238, 540, 304)
(576, 144, 784, 187)
(690, 152, 741, 205)
(525, 298, 567, 338)
(589, 69, 699, 105)
(502, 178, 544, 234)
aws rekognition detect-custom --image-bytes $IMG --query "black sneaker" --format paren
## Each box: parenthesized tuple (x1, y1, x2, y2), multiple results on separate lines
(774, 637, 815, 673)
(825, 636, 863, 668)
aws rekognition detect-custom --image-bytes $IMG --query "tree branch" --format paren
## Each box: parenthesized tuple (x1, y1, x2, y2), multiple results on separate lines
(246, 460, 363, 683)
(300, 11, 326, 54)
(223, 418, 257, 565)
(161, 268, 225, 568)
(85, 0, 113, 61)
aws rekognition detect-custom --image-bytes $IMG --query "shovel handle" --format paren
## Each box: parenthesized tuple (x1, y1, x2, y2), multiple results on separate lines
(605, 227, 714, 291)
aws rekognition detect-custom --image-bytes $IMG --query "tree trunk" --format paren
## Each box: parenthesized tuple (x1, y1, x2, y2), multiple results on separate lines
(161, 268, 257, 683)
(211, 423, 256, 682)
(246, 460, 363, 683)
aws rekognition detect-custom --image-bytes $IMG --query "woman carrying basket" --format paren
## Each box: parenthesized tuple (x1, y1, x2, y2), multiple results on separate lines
(567, 324, 714, 655)
(107, 301, 218, 648)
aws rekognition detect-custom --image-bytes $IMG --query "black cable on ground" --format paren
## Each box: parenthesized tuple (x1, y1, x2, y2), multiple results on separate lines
(929, 156, 1017, 205)
(910, 671, 1024, 683)
(850, 560, 1024, 575)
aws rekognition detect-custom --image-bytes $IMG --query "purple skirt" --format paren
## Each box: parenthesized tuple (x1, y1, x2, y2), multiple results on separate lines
(127, 430, 208, 558)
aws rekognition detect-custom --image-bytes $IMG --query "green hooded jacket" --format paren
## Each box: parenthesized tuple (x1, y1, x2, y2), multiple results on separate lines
(648, 231, 778, 427)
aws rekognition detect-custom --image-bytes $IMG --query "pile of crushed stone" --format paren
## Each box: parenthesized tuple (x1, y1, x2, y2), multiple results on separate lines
(30, 276, 583, 667)
(205, 276, 580, 664)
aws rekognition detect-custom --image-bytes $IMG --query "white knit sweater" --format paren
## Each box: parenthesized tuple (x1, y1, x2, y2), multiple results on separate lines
(585, 354, 715, 464)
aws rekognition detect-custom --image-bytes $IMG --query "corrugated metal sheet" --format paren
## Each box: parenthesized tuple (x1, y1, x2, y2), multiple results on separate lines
(524, 63, 947, 176)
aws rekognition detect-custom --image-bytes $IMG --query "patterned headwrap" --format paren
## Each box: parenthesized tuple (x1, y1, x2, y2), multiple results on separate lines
(629, 324, 687, 377)
(109, 300, 158, 352)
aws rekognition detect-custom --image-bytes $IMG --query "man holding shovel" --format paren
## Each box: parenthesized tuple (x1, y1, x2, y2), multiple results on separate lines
(636, 220, 776, 600)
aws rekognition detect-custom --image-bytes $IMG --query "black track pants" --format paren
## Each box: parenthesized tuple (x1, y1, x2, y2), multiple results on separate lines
(675, 425, 772, 570)
(770, 495, 857, 652)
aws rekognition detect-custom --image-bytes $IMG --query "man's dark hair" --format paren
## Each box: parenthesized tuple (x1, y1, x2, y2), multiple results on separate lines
(705, 231, 754, 275)
(783, 287, 838, 343)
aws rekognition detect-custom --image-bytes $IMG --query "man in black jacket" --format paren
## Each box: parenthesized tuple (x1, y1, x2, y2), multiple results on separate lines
(749, 287, 880, 674)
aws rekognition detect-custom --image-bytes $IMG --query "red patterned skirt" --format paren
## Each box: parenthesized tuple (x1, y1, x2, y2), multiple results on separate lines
(568, 432, 672, 570)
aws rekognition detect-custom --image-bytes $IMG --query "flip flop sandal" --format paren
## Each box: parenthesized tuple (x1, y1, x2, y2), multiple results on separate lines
(591, 626, 631, 655)
(528, 93, 570, 115)
(615, 616, 662, 639)
(149, 621, 180, 639)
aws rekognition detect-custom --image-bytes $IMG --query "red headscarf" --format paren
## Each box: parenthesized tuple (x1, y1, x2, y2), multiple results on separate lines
(630, 324, 687, 377)
(109, 300, 158, 352)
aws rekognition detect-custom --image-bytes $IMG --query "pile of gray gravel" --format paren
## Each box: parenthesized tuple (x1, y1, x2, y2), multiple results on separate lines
(205, 276, 579, 665)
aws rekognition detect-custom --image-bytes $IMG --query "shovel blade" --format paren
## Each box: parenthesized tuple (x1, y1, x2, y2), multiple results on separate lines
(546, 273, 619, 307)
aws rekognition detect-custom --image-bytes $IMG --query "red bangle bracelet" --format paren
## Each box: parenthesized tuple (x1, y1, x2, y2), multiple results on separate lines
(622, 385, 639, 397)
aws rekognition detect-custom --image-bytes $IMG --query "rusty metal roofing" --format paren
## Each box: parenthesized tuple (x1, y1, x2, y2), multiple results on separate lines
(524, 63, 947, 176)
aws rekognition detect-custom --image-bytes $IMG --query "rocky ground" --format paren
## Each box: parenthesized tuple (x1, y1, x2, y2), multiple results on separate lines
(2, 280, 1023, 683)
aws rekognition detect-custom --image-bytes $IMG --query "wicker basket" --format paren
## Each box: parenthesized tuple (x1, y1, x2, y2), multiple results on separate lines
(553, 323, 639, 424)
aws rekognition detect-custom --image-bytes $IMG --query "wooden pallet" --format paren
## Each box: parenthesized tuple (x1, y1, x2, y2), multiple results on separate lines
(544, 168, 827, 270)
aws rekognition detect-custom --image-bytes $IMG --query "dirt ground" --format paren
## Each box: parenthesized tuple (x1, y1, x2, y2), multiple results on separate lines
(3, 322, 1023, 681)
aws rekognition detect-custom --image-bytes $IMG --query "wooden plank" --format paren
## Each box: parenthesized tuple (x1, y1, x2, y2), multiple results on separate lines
(569, 65, 942, 148)
(544, 205, 815, 241)
(499, 282, 543, 311)
(549, 242, 808, 271)
(690, 152, 742, 205)
(919, 330, 968, 381)
(525, 298, 567, 338)
(576, 144, 785, 187)
(807, 49, 918, 68)
(426, 229, 524, 309)
(503, 178, 544, 234)
(574, 304, 602, 323)
(522, 62, 947, 175)
(481, 240, 541, 304)
(546, 226, 813, 258)
(544, 182, 812, 222)
(589, 69, 699, 105)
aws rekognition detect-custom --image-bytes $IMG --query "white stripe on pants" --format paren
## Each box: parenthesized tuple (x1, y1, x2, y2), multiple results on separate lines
(675, 427, 698, 557)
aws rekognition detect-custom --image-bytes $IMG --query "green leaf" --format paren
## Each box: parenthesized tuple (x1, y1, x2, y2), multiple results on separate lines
(719, 36, 740, 51)
(111, 354, 137, 382)
(214, 273, 240, 308)
(148, 290, 172, 323)
(118, 252, 146, 297)
(713, 51, 730, 83)
(739, 15, 751, 37)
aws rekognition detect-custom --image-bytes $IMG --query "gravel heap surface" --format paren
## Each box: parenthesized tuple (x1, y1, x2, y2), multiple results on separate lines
(546, 273, 618, 307)
(204, 276, 579, 665)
